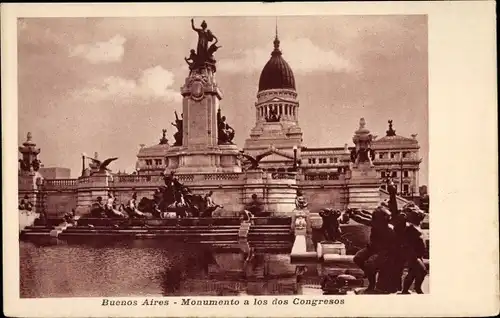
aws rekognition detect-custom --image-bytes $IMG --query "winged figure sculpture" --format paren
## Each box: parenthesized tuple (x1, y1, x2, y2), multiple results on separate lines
(87, 156, 119, 174)
(237, 151, 268, 170)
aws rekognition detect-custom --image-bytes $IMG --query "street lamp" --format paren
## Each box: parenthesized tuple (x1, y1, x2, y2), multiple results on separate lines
(293, 145, 298, 170)
(81, 152, 87, 177)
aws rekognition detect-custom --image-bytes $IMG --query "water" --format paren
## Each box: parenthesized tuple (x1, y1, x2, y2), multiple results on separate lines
(20, 239, 327, 298)
(20, 238, 428, 298)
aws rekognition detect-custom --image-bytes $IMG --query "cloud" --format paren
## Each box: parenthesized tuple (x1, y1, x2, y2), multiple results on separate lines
(69, 34, 126, 64)
(218, 37, 355, 74)
(71, 65, 181, 103)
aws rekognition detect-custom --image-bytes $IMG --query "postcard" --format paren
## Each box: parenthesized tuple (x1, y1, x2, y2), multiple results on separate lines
(2, 1, 498, 317)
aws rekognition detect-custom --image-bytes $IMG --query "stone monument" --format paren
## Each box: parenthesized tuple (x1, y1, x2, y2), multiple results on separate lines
(165, 19, 241, 173)
(18, 132, 44, 213)
(347, 118, 381, 210)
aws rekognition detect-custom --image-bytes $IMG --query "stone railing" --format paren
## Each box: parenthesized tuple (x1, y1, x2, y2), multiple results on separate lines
(42, 178, 78, 190)
(177, 174, 195, 182)
(203, 173, 241, 181)
(113, 175, 153, 183)
(78, 176, 91, 183)
(44, 179, 78, 187)
(304, 173, 340, 181)
(374, 157, 421, 164)
(270, 172, 297, 180)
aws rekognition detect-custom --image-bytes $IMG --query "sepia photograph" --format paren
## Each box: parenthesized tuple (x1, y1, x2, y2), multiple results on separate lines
(3, 2, 497, 318)
(17, 14, 429, 298)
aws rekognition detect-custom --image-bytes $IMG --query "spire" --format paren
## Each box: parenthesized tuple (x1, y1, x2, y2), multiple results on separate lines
(272, 17, 281, 56)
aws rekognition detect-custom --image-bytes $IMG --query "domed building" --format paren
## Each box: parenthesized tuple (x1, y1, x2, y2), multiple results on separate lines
(243, 32, 304, 170)
(135, 30, 423, 202)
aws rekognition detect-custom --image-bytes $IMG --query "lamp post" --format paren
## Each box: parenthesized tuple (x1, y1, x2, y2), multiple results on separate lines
(400, 156, 404, 196)
(81, 152, 87, 177)
(293, 145, 298, 170)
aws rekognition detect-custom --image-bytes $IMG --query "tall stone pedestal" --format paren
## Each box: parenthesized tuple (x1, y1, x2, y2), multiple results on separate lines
(76, 172, 111, 215)
(347, 163, 381, 210)
(166, 66, 241, 174)
(18, 171, 44, 213)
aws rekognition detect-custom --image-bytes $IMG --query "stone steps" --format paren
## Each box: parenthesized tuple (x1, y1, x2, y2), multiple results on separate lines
(58, 232, 239, 238)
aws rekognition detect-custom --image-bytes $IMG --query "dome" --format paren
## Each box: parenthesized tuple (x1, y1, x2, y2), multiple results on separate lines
(258, 36, 296, 92)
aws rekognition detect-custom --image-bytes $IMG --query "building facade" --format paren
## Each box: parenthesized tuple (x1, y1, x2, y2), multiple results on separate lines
(134, 33, 423, 197)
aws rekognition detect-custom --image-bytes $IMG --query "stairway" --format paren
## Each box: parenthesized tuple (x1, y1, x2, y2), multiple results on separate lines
(58, 224, 241, 241)
(20, 225, 53, 238)
(248, 224, 293, 241)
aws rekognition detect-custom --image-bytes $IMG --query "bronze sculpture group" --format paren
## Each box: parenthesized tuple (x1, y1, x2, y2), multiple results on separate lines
(316, 178, 428, 294)
(88, 170, 223, 219)
(184, 18, 221, 73)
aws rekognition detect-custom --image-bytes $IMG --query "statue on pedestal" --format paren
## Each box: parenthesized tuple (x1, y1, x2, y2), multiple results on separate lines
(188, 18, 220, 73)
(295, 190, 308, 210)
(18, 132, 41, 173)
(319, 208, 350, 242)
(171, 111, 183, 146)
(85, 155, 118, 175)
(217, 109, 235, 144)
(350, 118, 375, 168)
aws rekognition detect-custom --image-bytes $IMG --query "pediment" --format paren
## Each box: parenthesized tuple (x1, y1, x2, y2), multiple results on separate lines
(256, 146, 295, 161)
(259, 153, 294, 162)
(260, 97, 291, 104)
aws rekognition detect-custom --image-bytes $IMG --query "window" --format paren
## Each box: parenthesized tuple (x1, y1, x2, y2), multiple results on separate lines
(392, 171, 397, 177)
(381, 171, 386, 178)
(308, 158, 317, 164)
(390, 153, 396, 159)
(379, 152, 385, 159)
(403, 184, 409, 193)
(403, 170, 409, 178)
(402, 152, 408, 158)
(145, 159, 153, 166)
(155, 159, 162, 166)
(319, 158, 327, 164)
(329, 157, 334, 163)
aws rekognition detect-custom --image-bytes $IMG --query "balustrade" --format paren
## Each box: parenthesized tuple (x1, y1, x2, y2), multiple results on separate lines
(113, 175, 152, 183)
(43, 179, 78, 187)
(304, 173, 339, 181)
(203, 173, 241, 181)
(177, 174, 195, 182)
(270, 172, 297, 180)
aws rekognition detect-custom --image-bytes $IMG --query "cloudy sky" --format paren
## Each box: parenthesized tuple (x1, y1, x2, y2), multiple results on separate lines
(17, 15, 428, 183)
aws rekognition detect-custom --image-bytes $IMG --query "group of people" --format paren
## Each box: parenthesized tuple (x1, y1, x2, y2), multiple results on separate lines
(350, 179, 428, 294)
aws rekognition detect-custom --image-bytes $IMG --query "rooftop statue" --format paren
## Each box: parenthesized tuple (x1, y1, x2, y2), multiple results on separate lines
(171, 111, 183, 146)
(237, 151, 269, 170)
(86, 156, 119, 175)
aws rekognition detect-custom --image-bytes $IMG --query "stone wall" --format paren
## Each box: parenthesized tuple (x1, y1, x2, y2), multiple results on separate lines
(19, 170, 390, 217)
(44, 191, 77, 217)
(299, 185, 346, 212)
